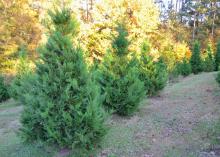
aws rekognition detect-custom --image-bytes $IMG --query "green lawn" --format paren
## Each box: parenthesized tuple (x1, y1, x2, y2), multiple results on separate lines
(1, 72, 220, 157)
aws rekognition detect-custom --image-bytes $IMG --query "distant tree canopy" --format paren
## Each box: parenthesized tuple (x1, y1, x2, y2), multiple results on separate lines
(0, 0, 41, 73)
(0, 0, 220, 74)
(80, 0, 160, 62)
(156, 0, 220, 43)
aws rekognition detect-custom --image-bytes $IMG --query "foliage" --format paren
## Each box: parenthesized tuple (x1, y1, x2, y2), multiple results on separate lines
(216, 72, 220, 85)
(138, 41, 152, 93)
(138, 41, 168, 96)
(0, 0, 41, 73)
(215, 40, 220, 71)
(164, 0, 220, 45)
(190, 41, 202, 74)
(16, 8, 107, 149)
(99, 22, 145, 116)
(175, 58, 192, 77)
(80, 0, 160, 62)
(10, 46, 32, 99)
(202, 43, 215, 72)
(153, 58, 168, 93)
(0, 75, 10, 102)
(156, 31, 191, 72)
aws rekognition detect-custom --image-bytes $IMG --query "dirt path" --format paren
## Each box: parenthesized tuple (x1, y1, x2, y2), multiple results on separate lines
(99, 72, 220, 157)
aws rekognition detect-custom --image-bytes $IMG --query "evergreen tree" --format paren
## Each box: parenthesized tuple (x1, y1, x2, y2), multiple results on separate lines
(138, 41, 152, 93)
(138, 41, 168, 96)
(99, 22, 145, 116)
(17, 8, 107, 149)
(216, 71, 220, 85)
(203, 43, 215, 72)
(190, 41, 202, 74)
(10, 46, 31, 99)
(177, 58, 192, 77)
(215, 40, 220, 71)
(154, 57, 168, 92)
(0, 75, 9, 102)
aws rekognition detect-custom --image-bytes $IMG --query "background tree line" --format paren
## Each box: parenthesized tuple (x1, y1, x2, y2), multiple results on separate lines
(0, 0, 220, 74)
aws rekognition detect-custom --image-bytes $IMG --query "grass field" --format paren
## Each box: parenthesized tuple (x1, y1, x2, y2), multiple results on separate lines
(1, 72, 220, 157)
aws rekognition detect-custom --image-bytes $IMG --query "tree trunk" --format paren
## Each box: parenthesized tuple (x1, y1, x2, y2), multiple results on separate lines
(211, 12, 216, 37)
(86, 0, 89, 22)
(193, 13, 196, 41)
(176, 0, 178, 12)
(211, 1, 216, 38)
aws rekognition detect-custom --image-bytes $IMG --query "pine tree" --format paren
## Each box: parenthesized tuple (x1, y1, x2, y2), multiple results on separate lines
(203, 43, 215, 72)
(138, 41, 168, 96)
(215, 40, 220, 71)
(17, 8, 107, 149)
(190, 41, 202, 74)
(10, 45, 31, 99)
(99, 22, 145, 116)
(154, 57, 168, 92)
(216, 71, 220, 85)
(177, 58, 192, 76)
(138, 41, 152, 93)
(0, 75, 9, 102)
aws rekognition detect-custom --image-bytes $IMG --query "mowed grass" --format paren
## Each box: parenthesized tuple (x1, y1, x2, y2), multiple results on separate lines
(0, 100, 57, 157)
(0, 72, 220, 157)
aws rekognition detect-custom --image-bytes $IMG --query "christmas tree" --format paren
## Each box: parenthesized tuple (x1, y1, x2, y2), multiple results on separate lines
(18, 8, 107, 149)
(203, 43, 215, 72)
(215, 40, 220, 71)
(138, 41, 168, 96)
(190, 41, 202, 74)
(99, 22, 145, 116)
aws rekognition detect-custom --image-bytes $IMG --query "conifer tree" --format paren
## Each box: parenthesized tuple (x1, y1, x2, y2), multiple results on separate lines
(99, 22, 145, 116)
(203, 43, 215, 72)
(0, 75, 9, 102)
(138, 41, 152, 93)
(138, 41, 168, 96)
(10, 46, 31, 99)
(190, 41, 202, 74)
(216, 71, 220, 84)
(215, 40, 220, 71)
(17, 8, 107, 149)
(154, 57, 168, 92)
(177, 58, 192, 76)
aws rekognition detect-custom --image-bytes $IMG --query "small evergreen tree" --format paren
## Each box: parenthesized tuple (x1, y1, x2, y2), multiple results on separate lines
(138, 41, 152, 93)
(138, 41, 168, 96)
(216, 72, 220, 85)
(190, 41, 202, 74)
(17, 8, 107, 149)
(10, 46, 31, 99)
(175, 58, 192, 77)
(215, 40, 220, 71)
(203, 43, 215, 72)
(0, 75, 9, 102)
(99, 22, 145, 116)
(154, 57, 168, 92)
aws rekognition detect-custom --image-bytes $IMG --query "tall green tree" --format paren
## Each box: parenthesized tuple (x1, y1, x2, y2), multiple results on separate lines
(99, 22, 145, 116)
(215, 40, 220, 70)
(17, 7, 107, 149)
(190, 41, 202, 74)
(0, 75, 9, 102)
(10, 45, 32, 100)
(138, 40, 168, 96)
(203, 43, 215, 72)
